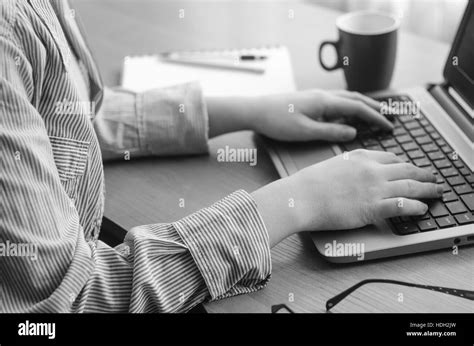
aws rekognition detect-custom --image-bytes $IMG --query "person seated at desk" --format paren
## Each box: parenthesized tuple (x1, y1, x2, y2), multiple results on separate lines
(1, 0, 442, 313)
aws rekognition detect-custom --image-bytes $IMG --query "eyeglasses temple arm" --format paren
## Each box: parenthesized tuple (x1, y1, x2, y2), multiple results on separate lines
(326, 279, 474, 311)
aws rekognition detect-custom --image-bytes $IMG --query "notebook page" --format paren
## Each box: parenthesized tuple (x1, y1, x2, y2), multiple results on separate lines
(121, 46, 296, 96)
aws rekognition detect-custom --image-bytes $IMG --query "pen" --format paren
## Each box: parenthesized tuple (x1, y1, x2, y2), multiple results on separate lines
(239, 55, 267, 60)
(160, 55, 266, 74)
(162, 52, 268, 61)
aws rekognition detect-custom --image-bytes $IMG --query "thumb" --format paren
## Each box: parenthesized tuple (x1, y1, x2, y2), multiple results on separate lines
(296, 115, 357, 142)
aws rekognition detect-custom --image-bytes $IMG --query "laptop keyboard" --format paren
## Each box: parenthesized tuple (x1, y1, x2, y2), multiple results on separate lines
(340, 95, 474, 235)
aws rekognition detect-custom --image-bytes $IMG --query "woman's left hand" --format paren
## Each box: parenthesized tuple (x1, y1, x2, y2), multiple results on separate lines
(250, 89, 394, 142)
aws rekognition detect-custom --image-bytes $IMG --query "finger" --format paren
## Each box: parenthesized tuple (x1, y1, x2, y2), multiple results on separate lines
(296, 114, 357, 141)
(376, 198, 428, 219)
(383, 180, 443, 199)
(356, 149, 402, 164)
(325, 96, 394, 131)
(332, 90, 381, 111)
(381, 163, 437, 182)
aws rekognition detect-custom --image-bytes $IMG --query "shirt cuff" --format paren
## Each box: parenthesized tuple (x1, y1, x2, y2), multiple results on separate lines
(137, 81, 209, 155)
(172, 190, 272, 301)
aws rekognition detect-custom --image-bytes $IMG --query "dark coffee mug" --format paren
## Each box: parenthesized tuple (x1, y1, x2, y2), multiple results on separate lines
(318, 11, 400, 92)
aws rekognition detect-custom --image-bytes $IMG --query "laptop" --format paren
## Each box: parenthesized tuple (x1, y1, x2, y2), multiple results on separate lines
(263, 2, 474, 263)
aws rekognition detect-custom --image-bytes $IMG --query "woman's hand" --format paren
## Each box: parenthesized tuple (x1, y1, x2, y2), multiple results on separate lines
(253, 90, 393, 141)
(206, 90, 393, 140)
(252, 150, 442, 247)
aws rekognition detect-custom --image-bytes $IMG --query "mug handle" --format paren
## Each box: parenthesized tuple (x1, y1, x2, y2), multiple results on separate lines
(319, 40, 342, 71)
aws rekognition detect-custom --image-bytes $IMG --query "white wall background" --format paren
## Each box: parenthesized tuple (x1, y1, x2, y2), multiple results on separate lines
(310, 0, 467, 43)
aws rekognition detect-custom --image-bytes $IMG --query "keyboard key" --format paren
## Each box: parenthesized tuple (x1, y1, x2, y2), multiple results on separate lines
(459, 168, 470, 176)
(446, 201, 467, 214)
(402, 142, 418, 151)
(460, 194, 474, 211)
(427, 151, 444, 161)
(408, 150, 425, 159)
(397, 153, 410, 162)
(386, 145, 403, 155)
(436, 139, 447, 147)
(447, 176, 466, 186)
(454, 213, 474, 225)
(417, 219, 437, 231)
(442, 192, 458, 203)
(429, 201, 449, 217)
(421, 143, 438, 153)
(435, 215, 456, 228)
(440, 145, 452, 154)
(415, 136, 432, 145)
(396, 222, 419, 235)
(399, 115, 414, 123)
(409, 128, 426, 137)
(405, 121, 420, 130)
(396, 134, 412, 143)
(466, 174, 474, 184)
(413, 157, 431, 167)
(452, 160, 465, 168)
(454, 184, 473, 195)
(425, 125, 436, 133)
(393, 127, 407, 136)
(430, 132, 441, 140)
(440, 167, 458, 177)
(434, 159, 451, 169)
(380, 138, 397, 148)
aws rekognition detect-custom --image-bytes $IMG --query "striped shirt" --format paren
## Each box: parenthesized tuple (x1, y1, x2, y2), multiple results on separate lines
(0, 0, 271, 313)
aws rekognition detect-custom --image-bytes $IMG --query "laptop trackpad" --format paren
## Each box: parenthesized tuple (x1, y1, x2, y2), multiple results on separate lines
(274, 140, 338, 174)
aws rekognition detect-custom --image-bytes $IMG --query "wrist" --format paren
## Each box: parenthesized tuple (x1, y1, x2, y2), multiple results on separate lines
(285, 170, 328, 233)
(206, 96, 258, 137)
(239, 96, 262, 132)
(251, 177, 301, 247)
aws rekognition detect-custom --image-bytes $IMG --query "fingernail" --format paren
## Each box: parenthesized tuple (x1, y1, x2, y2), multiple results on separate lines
(343, 127, 357, 140)
(437, 185, 444, 196)
(421, 203, 429, 214)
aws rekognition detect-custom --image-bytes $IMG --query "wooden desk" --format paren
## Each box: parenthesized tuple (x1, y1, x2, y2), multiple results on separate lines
(74, 0, 474, 313)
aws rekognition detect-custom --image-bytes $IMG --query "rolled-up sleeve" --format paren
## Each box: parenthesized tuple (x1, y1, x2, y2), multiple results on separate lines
(110, 190, 272, 313)
(94, 82, 209, 160)
(171, 190, 272, 301)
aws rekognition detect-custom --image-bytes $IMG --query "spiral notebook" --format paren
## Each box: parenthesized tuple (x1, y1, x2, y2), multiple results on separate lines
(121, 46, 296, 96)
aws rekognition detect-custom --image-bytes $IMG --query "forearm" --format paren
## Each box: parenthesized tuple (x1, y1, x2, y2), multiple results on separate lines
(207, 96, 301, 245)
(251, 177, 300, 247)
(206, 96, 258, 137)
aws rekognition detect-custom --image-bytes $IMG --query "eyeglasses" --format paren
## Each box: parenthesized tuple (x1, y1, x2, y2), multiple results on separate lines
(271, 279, 474, 313)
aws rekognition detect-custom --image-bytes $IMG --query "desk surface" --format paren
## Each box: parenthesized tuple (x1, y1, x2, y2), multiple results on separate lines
(75, 0, 474, 313)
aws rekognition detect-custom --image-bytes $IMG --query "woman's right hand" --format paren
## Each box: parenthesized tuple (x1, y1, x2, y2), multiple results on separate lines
(252, 149, 442, 246)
